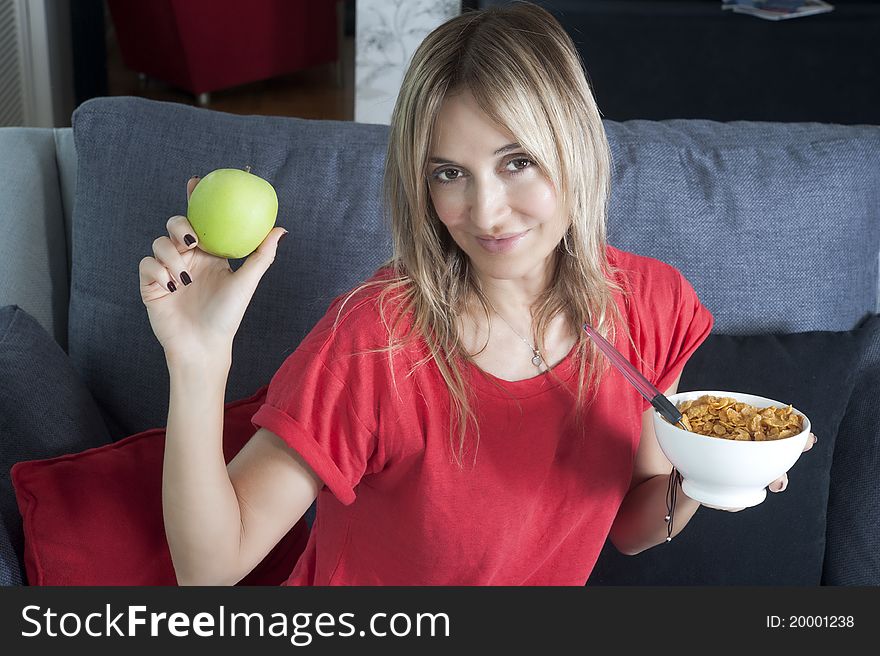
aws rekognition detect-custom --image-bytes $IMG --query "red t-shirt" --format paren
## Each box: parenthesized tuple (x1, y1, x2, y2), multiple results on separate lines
(250, 245, 714, 585)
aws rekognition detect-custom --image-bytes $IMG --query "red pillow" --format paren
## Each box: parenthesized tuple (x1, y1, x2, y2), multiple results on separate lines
(10, 384, 309, 586)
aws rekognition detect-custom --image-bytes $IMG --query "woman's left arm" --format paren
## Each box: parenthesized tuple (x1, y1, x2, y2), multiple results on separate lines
(607, 374, 817, 556)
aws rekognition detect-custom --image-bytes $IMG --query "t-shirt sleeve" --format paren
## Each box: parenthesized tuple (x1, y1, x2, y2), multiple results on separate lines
(633, 262, 715, 413)
(249, 296, 386, 506)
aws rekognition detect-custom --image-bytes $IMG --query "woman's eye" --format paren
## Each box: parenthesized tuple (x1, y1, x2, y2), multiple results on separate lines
(433, 168, 462, 184)
(507, 157, 534, 172)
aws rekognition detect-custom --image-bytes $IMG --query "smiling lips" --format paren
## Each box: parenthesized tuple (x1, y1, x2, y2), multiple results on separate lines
(475, 230, 530, 253)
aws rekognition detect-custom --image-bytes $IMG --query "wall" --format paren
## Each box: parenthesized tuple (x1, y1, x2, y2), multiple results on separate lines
(355, 0, 461, 125)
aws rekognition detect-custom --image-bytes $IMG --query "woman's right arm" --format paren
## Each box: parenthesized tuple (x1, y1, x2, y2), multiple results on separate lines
(142, 176, 320, 585)
(163, 353, 322, 586)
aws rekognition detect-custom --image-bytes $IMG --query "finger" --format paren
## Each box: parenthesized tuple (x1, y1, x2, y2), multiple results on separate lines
(152, 236, 193, 287)
(802, 432, 818, 452)
(186, 175, 200, 202)
(166, 215, 199, 251)
(234, 227, 288, 292)
(769, 473, 788, 493)
(139, 256, 179, 294)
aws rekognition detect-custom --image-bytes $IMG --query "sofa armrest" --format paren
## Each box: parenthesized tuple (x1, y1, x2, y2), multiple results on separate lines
(0, 128, 72, 352)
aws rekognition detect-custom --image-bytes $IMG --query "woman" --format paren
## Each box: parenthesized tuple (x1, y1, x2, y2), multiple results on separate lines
(139, 1, 814, 585)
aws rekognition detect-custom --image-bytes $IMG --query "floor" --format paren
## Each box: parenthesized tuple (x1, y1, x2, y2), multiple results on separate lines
(105, 29, 355, 121)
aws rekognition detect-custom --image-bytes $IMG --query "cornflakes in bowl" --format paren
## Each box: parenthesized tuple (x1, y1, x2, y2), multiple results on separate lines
(676, 394, 803, 442)
(652, 391, 811, 509)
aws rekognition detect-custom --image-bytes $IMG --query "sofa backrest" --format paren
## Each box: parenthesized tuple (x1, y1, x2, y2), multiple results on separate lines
(0, 127, 77, 352)
(67, 97, 880, 439)
(604, 119, 880, 334)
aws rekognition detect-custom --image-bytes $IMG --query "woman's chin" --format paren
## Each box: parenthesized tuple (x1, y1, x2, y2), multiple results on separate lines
(466, 254, 557, 282)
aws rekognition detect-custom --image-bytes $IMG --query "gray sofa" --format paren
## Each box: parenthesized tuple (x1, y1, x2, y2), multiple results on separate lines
(2, 97, 879, 586)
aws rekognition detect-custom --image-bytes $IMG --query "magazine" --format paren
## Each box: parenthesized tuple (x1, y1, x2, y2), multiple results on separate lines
(721, 0, 834, 21)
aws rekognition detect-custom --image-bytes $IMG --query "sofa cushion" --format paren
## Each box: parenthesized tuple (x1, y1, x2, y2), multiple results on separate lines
(604, 120, 880, 334)
(69, 97, 393, 440)
(587, 316, 879, 585)
(11, 383, 309, 586)
(823, 314, 880, 584)
(0, 305, 112, 586)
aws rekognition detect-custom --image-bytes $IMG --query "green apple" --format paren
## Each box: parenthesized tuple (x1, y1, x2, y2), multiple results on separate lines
(187, 167, 278, 259)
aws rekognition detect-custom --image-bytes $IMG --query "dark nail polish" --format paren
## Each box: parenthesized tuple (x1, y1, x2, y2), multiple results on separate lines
(184, 234, 196, 247)
(167, 280, 177, 293)
(181, 271, 192, 286)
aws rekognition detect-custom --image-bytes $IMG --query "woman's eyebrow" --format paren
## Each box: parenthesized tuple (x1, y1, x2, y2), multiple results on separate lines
(428, 142, 521, 165)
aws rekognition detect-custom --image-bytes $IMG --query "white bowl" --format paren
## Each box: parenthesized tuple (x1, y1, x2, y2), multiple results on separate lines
(652, 390, 811, 509)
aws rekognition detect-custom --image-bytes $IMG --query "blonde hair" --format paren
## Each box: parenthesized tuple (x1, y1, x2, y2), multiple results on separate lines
(333, 1, 634, 468)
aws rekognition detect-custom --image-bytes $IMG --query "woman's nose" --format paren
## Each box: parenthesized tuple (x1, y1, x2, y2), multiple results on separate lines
(469, 178, 509, 230)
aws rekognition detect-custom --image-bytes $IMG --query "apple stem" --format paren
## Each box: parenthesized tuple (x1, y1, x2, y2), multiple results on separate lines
(244, 165, 252, 173)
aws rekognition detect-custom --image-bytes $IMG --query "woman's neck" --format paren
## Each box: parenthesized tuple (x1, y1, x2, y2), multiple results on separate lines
(470, 259, 555, 323)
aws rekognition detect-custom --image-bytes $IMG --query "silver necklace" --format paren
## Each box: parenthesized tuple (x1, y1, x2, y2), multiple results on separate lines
(486, 299, 544, 367)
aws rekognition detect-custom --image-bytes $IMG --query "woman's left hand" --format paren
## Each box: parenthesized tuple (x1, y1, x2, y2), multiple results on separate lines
(702, 432, 819, 512)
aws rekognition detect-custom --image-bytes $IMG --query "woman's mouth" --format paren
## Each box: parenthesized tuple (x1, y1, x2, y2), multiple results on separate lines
(475, 230, 530, 254)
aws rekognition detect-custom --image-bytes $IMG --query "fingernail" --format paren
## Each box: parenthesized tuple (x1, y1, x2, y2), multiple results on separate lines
(181, 271, 192, 286)
(813, 434, 818, 445)
(184, 234, 196, 247)
(779, 479, 788, 492)
(167, 280, 177, 293)
(279, 230, 288, 243)
(189, 175, 200, 182)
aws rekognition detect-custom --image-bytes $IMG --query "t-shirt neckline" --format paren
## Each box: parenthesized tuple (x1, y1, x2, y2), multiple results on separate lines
(463, 341, 579, 399)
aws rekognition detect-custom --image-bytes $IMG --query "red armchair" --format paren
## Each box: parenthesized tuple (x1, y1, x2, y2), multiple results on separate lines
(107, 0, 338, 102)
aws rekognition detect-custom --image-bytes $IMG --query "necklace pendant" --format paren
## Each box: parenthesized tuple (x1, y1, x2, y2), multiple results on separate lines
(531, 352, 543, 367)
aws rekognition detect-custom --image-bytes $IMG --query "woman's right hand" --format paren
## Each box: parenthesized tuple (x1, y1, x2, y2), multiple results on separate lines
(139, 176, 288, 365)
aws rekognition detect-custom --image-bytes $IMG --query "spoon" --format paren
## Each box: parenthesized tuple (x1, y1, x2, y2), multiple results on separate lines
(582, 323, 687, 430)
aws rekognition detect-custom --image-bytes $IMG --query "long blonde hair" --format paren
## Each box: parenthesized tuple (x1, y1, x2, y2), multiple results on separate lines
(333, 1, 633, 468)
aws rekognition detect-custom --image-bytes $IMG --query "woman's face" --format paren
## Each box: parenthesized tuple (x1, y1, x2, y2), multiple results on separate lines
(427, 91, 567, 282)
